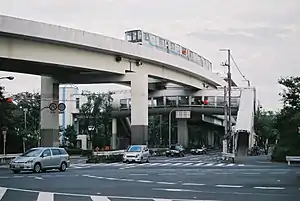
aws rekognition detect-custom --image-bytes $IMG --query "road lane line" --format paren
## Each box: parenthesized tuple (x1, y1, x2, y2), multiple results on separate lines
(137, 180, 154, 183)
(242, 173, 260, 175)
(194, 163, 205, 166)
(216, 185, 243, 188)
(254, 186, 285, 190)
(225, 164, 235, 167)
(182, 183, 206, 186)
(156, 181, 176, 185)
(37, 192, 54, 201)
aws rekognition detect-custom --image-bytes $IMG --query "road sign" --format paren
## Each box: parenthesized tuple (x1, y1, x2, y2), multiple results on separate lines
(175, 111, 191, 119)
(58, 103, 66, 111)
(49, 102, 57, 111)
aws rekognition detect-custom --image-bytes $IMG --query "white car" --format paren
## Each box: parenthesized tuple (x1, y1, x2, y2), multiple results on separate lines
(123, 145, 150, 163)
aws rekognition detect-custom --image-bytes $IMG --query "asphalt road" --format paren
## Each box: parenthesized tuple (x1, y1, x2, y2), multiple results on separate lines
(0, 154, 299, 201)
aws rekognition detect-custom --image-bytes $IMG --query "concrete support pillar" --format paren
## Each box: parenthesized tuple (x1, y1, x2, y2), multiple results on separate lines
(111, 118, 117, 149)
(177, 119, 188, 147)
(130, 72, 148, 145)
(40, 76, 60, 147)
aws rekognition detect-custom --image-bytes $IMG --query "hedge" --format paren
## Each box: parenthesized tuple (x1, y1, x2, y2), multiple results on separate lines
(86, 154, 123, 163)
(64, 148, 93, 157)
(271, 145, 300, 162)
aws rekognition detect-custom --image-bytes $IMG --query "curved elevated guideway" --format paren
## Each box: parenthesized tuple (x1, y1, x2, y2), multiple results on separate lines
(0, 15, 255, 147)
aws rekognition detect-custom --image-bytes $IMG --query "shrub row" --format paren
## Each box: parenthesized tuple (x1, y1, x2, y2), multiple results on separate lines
(64, 148, 93, 156)
(86, 154, 123, 163)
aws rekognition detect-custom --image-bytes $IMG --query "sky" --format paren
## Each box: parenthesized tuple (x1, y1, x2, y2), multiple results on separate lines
(0, 0, 299, 111)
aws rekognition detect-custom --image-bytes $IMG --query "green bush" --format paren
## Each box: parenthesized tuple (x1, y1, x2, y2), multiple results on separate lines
(86, 154, 123, 163)
(65, 148, 93, 157)
(271, 145, 300, 162)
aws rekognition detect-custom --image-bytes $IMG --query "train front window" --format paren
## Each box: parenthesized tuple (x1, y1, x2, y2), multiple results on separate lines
(137, 31, 142, 41)
(126, 32, 132, 42)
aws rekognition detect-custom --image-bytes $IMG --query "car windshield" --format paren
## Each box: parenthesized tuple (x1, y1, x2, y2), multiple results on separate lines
(170, 145, 176, 150)
(21, 149, 43, 157)
(127, 146, 141, 152)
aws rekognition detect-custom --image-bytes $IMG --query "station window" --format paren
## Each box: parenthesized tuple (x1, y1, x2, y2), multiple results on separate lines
(149, 34, 155, 44)
(132, 31, 137, 42)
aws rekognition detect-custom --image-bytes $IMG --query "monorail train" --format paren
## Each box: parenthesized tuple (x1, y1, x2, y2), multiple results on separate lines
(125, 29, 212, 71)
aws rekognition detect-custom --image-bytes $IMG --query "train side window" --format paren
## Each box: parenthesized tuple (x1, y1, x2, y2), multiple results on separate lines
(200, 57, 204, 66)
(175, 44, 180, 53)
(155, 36, 159, 46)
(181, 47, 187, 55)
(132, 31, 137, 42)
(149, 34, 155, 44)
(137, 30, 142, 42)
(159, 38, 165, 47)
(170, 42, 175, 50)
(144, 33, 149, 41)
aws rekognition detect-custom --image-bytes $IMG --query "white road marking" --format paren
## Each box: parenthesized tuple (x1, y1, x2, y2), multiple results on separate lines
(153, 188, 193, 192)
(185, 173, 204, 175)
(194, 163, 205, 166)
(0, 187, 7, 200)
(90, 195, 112, 201)
(156, 182, 176, 185)
(242, 173, 260, 175)
(158, 173, 177, 176)
(171, 163, 183, 166)
(254, 186, 285, 190)
(225, 164, 235, 167)
(129, 174, 148, 176)
(137, 180, 154, 183)
(215, 172, 233, 175)
(204, 163, 214, 166)
(238, 164, 245, 167)
(182, 163, 193, 166)
(182, 183, 206, 186)
(216, 185, 243, 188)
(36, 192, 54, 201)
(215, 163, 225, 167)
(119, 178, 134, 182)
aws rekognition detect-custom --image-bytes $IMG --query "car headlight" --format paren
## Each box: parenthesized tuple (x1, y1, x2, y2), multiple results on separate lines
(136, 154, 140, 158)
(26, 160, 34, 163)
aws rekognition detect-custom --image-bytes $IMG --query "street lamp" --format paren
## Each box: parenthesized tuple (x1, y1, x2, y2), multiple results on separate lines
(0, 76, 14, 80)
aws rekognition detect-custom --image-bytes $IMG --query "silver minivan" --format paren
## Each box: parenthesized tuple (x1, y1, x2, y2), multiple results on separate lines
(9, 147, 70, 173)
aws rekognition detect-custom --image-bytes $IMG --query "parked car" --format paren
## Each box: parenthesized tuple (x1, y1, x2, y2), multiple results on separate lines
(190, 145, 207, 155)
(123, 145, 150, 163)
(9, 147, 70, 174)
(166, 144, 185, 157)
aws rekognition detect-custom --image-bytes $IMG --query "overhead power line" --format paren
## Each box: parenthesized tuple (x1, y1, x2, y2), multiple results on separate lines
(230, 54, 250, 87)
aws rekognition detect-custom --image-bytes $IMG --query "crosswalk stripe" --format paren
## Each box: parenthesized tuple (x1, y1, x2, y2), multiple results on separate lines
(0, 187, 7, 200)
(36, 192, 53, 201)
(91, 195, 111, 201)
(69, 162, 245, 169)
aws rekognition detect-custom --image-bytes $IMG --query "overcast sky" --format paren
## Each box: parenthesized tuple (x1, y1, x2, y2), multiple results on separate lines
(0, 0, 299, 111)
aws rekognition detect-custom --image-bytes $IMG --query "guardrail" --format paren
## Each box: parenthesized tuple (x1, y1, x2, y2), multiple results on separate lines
(286, 156, 300, 166)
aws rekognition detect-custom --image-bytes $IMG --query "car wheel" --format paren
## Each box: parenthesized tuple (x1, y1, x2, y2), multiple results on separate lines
(12, 170, 20, 174)
(60, 162, 67, 172)
(33, 163, 41, 173)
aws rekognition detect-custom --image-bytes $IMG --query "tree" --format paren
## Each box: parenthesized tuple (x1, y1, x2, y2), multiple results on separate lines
(12, 92, 41, 149)
(79, 91, 113, 149)
(271, 77, 300, 161)
(64, 125, 77, 148)
(254, 110, 278, 147)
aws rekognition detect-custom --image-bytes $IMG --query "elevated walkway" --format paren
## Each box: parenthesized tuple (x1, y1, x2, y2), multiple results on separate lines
(235, 88, 256, 155)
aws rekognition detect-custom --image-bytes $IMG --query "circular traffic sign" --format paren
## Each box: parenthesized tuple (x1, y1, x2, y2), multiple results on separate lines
(49, 102, 57, 111)
(58, 103, 66, 111)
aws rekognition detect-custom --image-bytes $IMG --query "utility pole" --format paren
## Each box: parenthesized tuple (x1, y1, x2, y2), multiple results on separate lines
(220, 49, 232, 153)
(223, 86, 228, 154)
